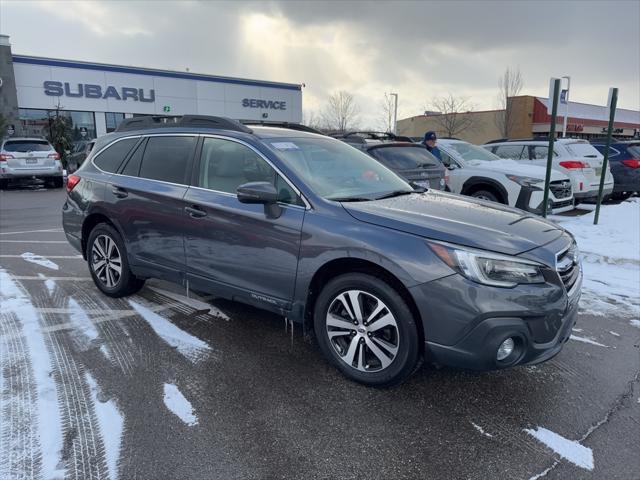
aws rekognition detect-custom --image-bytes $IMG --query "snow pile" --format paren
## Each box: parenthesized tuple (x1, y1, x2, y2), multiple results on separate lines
(525, 427, 594, 471)
(20, 252, 59, 270)
(163, 383, 198, 426)
(552, 198, 640, 319)
(128, 300, 212, 363)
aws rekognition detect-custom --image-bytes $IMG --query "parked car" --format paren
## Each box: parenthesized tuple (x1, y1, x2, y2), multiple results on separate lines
(330, 131, 414, 148)
(67, 139, 96, 173)
(62, 115, 581, 386)
(590, 139, 640, 200)
(0, 137, 64, 189)
(484, 138, 614, 203)
(435, 139, 574, 214)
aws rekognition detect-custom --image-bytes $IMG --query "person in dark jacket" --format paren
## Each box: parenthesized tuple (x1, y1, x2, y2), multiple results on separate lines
(422, 131, 442, 161)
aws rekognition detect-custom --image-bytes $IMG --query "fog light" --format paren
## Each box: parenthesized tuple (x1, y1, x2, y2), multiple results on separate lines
(497, 338, 515, 361)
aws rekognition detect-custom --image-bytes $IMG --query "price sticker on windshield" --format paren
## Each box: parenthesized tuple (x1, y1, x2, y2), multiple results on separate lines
(271, 142, 300, 150)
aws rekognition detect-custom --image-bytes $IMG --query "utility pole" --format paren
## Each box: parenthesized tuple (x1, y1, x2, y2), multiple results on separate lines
(594, 87, 618, 225)
(390, 93, 398, 134)
(542, 78, 561, 218)
(562, 76, 571, 138)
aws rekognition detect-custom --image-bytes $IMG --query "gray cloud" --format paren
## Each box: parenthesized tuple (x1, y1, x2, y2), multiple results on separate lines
(1, 0, 638, 127)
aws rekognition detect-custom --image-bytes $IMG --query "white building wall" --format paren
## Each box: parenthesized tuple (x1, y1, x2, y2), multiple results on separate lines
(13, 60, 302, 123)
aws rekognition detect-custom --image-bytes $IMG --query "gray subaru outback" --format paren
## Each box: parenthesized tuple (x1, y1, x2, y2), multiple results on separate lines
(62, 116, 582, 386)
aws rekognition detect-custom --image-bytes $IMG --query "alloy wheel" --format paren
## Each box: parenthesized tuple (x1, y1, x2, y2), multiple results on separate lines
(91, 234, 122, 288)
(325, 290, 400, 372)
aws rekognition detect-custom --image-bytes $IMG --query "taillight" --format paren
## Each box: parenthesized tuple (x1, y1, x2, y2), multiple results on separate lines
(48, 152, 61, 160)
(559, 160, 589, 169)
(66, 174, 81, 193)
(0, 160, 6, 174)
(0, 154, 14, 161)
(621, 159, 640, 168)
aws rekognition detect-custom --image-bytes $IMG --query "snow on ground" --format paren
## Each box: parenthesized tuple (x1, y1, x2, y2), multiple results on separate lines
(524, 427, 594, 471)
(85, 372, 123, 480)
(471, 422, 493, 438)
(149, 285, 230, 321)
(128, 300, 212, 363)
(163, 383, 198, 426)
(20, 252, 59, 270)
(0, 269, 65, 479)
(569, 335, 608, 348)
(551, 198, 640, 321)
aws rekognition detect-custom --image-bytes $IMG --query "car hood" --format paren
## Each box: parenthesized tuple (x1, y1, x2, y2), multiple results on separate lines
(342, 190, 564, 256)
(465, 159, 568, 181)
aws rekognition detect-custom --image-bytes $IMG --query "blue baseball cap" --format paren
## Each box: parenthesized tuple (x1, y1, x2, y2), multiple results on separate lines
(424, 131, 437, 141)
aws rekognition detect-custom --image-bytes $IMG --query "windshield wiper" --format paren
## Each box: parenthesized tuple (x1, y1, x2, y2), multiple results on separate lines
(328, 196, 373, 202)
(374, 190, 415, 200)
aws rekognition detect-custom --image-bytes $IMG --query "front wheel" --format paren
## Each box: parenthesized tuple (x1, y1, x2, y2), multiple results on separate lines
(86, 223, 145, 297)
(314, 273, 420, 387)
(471, 189, 500, 203)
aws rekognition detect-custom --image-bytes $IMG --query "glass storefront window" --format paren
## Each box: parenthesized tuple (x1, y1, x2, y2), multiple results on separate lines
(19, 108, 97, 154)
(106, 112, 125, 133)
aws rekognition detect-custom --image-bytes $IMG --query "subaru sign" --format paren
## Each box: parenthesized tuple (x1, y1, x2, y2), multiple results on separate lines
(43, 81, 155, 102)
(242, 98, 286, 110)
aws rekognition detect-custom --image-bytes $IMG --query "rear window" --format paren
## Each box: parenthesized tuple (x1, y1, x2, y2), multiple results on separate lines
(565, 142, 601, 158)
(626, 144, 640, 159)
(371, 146, 439, 169)
(94, 138, 139, 173)
(3, 140, 52, 152)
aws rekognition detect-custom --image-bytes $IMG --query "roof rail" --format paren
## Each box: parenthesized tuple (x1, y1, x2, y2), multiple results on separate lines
(240, 121, 324, 135)
(484, 138, 509, 144)
(115, 115, 253, 133)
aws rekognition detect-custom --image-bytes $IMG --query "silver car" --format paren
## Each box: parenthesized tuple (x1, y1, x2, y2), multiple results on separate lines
(0, 137, 64, 189)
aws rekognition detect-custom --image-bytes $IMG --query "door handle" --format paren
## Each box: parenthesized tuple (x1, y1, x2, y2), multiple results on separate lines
(111, 186, 128, 198)
(185, 205, 207, 218)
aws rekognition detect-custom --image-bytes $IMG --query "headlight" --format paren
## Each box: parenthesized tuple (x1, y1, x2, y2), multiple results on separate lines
(428, 241, 545, 287)
(505, 174, 543, 188)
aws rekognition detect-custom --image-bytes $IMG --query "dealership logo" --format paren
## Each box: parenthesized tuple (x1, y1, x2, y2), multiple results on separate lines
(43, 81, 155, 102)
(242, 98, 286, 110)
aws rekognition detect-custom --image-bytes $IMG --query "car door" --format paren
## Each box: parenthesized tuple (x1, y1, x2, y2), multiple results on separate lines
(182, 136, 306, 311)
(105, 134, 197, 281)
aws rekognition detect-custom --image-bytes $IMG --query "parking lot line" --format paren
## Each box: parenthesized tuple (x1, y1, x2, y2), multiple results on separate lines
(0, 228, 63, 235)
(0, 240, 68, 244)
(0, 254, 83, 259)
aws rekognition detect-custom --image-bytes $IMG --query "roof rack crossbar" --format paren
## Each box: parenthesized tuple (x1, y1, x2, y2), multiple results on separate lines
(240, 121, 324, 135)
(115, 115, 253, 133)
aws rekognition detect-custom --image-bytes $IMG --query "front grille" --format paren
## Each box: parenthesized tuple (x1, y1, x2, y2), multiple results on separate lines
(549, 180, 572, 199)
(552, 199, 573, 209)
(556, 242, 580, 292)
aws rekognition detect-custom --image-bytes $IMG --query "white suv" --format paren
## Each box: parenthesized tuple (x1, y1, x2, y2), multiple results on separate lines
(437, 139, 574, 214)
(484, 138, 614, 203)
(0, 137, 64, 189)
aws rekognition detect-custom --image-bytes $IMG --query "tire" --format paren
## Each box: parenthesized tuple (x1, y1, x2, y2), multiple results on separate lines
(0, 179, 8, 190)
(611, 192, 631, 201)
(471, 189, 499, 203)
(86, 223, 144, 297)
(48, 177, 64, 189)
(313, 273, 420, 387)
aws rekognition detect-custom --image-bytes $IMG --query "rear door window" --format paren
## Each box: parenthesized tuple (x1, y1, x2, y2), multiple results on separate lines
(94, 138, 139, 173)
(120, 139, 147, 176)
(138, 136, 196, 184)
(370, 146, 439, 169)
(494, 145, 526, 160)
(3, 140, 52, 152)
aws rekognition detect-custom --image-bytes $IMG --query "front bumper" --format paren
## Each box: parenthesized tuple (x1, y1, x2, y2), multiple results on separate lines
(515, 186, 574, 215)
(410, 267, 582, 371)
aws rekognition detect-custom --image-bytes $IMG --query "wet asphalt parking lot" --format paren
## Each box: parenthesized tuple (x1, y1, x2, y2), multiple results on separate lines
(1, 185, 639, 480)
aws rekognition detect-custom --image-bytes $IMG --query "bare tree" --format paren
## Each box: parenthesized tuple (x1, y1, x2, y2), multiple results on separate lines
(322, 91, 360, 133)
(495, 66, 524, 138)
(378, 93, 395, 132)
(426, 94, 476, 137)
(302, 109, 324, 130)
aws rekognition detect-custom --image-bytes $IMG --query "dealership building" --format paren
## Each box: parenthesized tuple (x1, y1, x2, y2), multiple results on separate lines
(0, 35, 302, 142)
(398, 95, 640, 144)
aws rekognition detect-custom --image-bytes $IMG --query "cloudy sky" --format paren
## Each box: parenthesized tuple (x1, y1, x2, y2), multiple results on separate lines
(1, 0, 638, 127)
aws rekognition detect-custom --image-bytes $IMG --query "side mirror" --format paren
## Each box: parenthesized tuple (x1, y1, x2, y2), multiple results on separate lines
(237, 181, 279, 204)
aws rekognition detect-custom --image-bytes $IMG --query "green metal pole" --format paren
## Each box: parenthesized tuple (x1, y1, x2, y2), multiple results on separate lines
(594, 88, 618, 225)
(542, 79, 561, 218)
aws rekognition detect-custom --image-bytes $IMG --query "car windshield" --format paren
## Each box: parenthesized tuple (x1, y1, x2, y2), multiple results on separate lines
(565, 142, 602, 158)
(447, 142, 502, 162)
(3, 140, 52, 152)
(371, 146, 440, 169)
(266, 137, 413, 201)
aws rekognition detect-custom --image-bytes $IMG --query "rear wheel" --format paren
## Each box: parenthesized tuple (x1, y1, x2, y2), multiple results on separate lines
(86, 223, 144, 297)
(611, 192, 632, 201)
(314, 273, 420, 387)
(471, 189, 500, 203)
(0, 179, 8, 190)
(48, 177, 64, 188)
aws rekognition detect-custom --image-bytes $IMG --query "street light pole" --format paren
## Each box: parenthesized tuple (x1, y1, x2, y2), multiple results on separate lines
(390, 93, 398, 134)
(562, 76, 571, 137)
